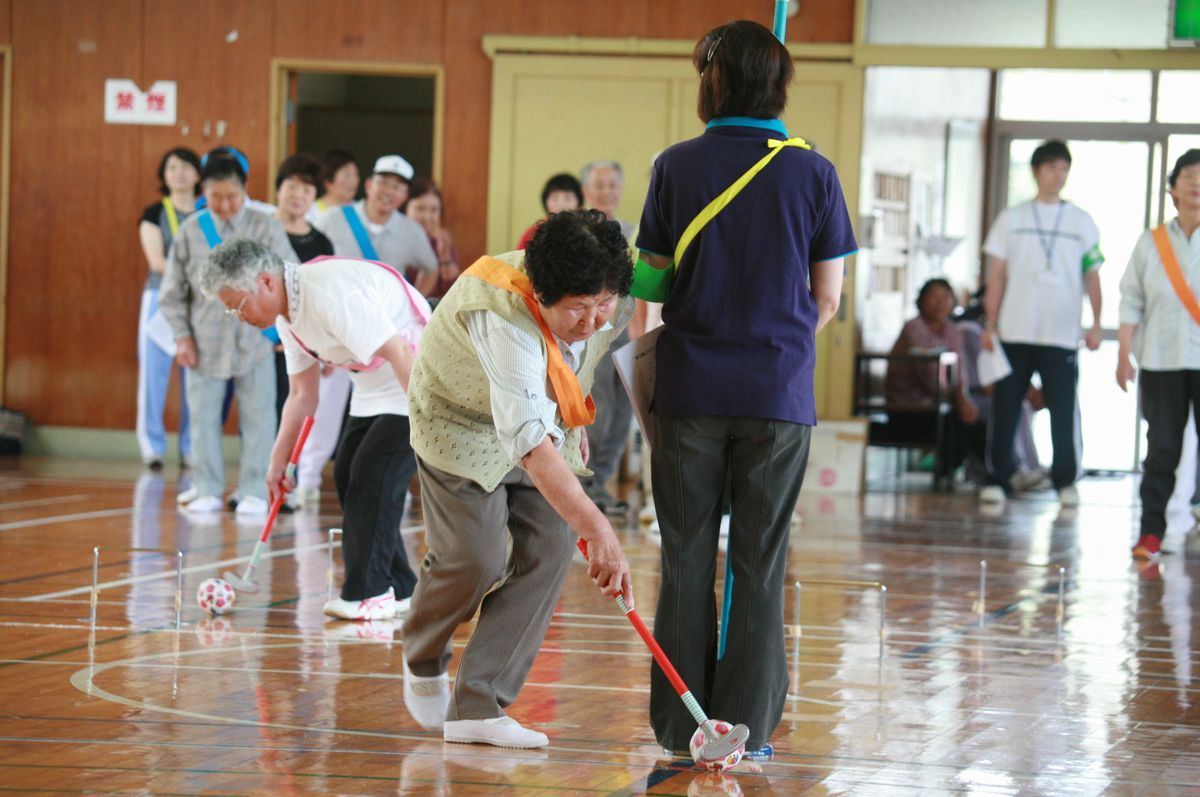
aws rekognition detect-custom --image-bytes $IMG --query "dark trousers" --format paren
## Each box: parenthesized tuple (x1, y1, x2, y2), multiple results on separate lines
(1139, 370, 1200, 539)
(585, 329, 634, 486)
(650, 414, 811, 751)
(333, 413, 418, 601)
(987, 342, 1078, 492)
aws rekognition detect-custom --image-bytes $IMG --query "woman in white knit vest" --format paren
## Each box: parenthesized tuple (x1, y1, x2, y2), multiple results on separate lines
(402, 210, 635, 749)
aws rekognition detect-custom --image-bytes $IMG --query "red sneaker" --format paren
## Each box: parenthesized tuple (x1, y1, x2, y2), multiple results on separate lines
(1132, 534, 1161, 560)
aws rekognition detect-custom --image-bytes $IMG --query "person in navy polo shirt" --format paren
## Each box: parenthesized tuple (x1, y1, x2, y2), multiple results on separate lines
(633, 19, 856, 758)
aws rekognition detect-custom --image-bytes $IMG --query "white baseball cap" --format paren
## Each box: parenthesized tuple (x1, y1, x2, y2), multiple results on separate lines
(372, 154, 414, 181)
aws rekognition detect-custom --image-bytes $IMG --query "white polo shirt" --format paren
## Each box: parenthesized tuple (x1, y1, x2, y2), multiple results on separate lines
(983, 199, 1103, 350)
(276, 258, 430, 418)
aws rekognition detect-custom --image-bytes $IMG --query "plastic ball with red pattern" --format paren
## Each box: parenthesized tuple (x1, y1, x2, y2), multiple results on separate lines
(196, 577, 237, 615)
(689, 719, 745, 772)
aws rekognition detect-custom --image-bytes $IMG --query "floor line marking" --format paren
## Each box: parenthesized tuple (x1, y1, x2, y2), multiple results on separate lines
(0, 507, 135, 532)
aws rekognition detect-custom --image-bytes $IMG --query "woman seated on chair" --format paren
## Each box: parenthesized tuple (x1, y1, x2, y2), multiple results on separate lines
(884, 278, 979, 480)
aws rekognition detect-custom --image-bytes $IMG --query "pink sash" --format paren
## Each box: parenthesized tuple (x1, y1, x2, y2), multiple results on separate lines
(287, 256, 430, 372)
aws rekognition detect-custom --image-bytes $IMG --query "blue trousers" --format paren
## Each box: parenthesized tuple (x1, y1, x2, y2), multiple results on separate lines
(136, 289, 190, 461)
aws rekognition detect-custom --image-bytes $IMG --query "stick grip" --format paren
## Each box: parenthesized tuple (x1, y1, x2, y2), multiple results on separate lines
(258, 415, 316, 545)
(577, 538, 694, 701)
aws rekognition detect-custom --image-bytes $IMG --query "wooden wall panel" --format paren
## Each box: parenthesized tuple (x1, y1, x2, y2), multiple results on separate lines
(0, 0, 11, 44)
(6, 0, 144, 427)
(273, 0, 444, 64)
(644, 0, 855, 43)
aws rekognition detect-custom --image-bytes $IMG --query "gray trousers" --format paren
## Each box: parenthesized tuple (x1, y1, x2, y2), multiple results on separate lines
(402, 457, 577, 720)
(186, 363, 275, 501)
(650, 414, 811, 750)
(585, 329, 633, 486)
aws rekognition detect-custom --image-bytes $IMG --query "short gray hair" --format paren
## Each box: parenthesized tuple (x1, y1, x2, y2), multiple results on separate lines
(198, 238, 284, 299)
(580, 160, 623, 185)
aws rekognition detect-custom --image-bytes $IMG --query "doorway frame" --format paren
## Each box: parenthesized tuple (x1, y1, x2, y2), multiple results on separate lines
(267, 58, 445, 203)
(0, 45, 11, 405)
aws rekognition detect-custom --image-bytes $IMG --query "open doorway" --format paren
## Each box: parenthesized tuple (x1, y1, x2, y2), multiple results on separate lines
(268, 60, 443, 202)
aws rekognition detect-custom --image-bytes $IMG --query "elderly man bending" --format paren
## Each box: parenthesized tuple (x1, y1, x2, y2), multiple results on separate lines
(198, 240, 431, 622)
(402, 209, 634, 749)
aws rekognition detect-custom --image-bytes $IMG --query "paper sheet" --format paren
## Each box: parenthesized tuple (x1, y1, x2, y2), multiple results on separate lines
(144, 310, 178, 357)
(977, 341, 1012, 387)
(612, 325, 661, 449)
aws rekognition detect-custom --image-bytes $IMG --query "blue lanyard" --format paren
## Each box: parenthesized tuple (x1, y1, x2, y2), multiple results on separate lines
(342, 205, 380, 261)
(196, 210, 223, 249)
(1032, 202, 1066, 271)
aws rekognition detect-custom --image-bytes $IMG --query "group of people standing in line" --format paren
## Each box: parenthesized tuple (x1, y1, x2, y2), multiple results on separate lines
(888, 138, 1200, 563)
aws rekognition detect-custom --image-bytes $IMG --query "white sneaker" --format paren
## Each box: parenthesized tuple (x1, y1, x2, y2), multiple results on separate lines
(176, 486, 199, 505)
(403, 658, 450, 729)
(297, 486, 321, 508)
(1058, 484, 1080, 507)
(183, 494, 223, 513)
(979, 485, 1006, 506)
(235, 495, 269, 516)
(323, 587, 396, 620)
(396, 596, 412, 616)
(1011, 468, 1046, 493)
(324, 619, 399, 642)
(443, 715, 548, 748)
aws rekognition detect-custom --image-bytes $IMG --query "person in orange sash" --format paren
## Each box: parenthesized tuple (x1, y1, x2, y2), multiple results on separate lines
(1117, 149, 1200, 560)
(401, 209, 634, 749)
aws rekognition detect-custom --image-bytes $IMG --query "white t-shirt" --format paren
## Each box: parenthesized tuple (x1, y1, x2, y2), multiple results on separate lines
(276, 258, 430, 418)
(983, 199, 1103, 349)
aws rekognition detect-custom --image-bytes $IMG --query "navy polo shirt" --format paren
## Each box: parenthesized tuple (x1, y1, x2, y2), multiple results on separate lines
(636, 118, 857, 426)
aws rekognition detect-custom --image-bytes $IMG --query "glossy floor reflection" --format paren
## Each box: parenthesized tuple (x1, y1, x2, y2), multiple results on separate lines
(0, 456, 1196, 795)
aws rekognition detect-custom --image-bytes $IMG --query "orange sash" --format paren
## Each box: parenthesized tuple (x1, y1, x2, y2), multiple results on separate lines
(1152, 224, 1200, 326)
(463, 256, 596, 427)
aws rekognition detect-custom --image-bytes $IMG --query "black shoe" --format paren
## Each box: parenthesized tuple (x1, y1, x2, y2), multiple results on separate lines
(144, 458, 164, 472)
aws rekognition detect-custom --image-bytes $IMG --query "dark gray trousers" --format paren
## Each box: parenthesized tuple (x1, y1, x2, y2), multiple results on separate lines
(401, 458, 577, 720)
(585, 329, 634, 486)
(650, 414, 812, 750)
(1139, 370, 1200, 539)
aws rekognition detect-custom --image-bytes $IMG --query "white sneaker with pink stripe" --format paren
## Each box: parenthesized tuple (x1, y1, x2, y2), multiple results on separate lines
(323, 586, 397, 621)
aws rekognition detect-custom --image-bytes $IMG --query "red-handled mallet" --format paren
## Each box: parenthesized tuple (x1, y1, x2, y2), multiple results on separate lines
(223, 416, 315, 594)
(576, 538, 749, 771)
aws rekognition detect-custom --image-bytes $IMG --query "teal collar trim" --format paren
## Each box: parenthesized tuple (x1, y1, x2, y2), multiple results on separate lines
(706, 117, 789, 137)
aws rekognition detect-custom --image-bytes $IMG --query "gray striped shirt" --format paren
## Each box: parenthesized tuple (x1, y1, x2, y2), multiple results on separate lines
(159, 205, 293, 378)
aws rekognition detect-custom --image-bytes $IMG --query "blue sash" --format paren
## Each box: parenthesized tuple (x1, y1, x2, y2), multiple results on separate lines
(196, 210, 222, 248)
(342, 205, 380, 260)
(197, 210, 278, 343)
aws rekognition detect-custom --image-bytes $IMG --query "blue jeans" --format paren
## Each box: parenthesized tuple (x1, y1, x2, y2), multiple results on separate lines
(135, 289, 190, 461)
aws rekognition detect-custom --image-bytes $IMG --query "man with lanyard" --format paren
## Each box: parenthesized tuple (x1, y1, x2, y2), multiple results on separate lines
(400, 210, 634, 749)
(980, 139, 1103, 508)
(315, 154, 438, 296)
(159, 155, 294, 515)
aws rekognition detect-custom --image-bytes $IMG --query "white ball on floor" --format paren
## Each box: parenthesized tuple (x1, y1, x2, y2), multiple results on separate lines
(196, 577, 236, 614)
(690, 719, 745, 772)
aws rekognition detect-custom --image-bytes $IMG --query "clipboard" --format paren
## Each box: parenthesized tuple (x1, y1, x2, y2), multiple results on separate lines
(612, 325, 661, 448)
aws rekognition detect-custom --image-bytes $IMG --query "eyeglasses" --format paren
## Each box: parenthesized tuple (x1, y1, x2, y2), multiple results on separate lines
(225, 294, 249, 320)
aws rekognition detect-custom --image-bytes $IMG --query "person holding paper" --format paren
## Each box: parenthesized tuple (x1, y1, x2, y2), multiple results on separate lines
(979, 140, 1103, 509)
(400, 210, 634, 748)
(1117, 149, 1200, 560)
(136, 147, 201, 471)
(631, 20, 856, 758)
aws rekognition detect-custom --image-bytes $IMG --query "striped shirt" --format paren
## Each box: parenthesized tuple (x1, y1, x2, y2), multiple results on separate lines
(1118, 218, 1200, 371)
(158, 205, 293, 378)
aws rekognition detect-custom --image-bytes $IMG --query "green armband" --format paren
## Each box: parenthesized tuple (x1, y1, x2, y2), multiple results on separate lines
(631, 256, 674, 302)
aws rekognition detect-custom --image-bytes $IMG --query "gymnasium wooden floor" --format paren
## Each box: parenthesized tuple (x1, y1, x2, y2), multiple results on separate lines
(0, 455, 1197, 796)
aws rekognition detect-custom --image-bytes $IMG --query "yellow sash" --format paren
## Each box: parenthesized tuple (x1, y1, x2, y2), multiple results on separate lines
(463, 256, 596, 427)
(672, 136, 811, 266)
(161, 198, 180, 237)
(1152, 224, 1200, 326)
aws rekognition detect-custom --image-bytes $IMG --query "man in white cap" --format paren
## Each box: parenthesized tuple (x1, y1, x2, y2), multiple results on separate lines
(315, 154, 438, 295)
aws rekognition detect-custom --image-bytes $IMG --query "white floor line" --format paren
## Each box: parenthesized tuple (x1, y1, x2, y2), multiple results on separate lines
(17, 541, 335, 601)
(0, 507, 135, 532)
(0, 494, 89, 511)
